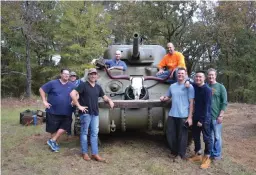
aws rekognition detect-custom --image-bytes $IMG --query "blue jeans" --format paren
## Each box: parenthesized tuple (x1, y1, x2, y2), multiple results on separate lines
(192, 120, 212, 155)
(80, 114, 99, 155)
(211, 119, 222, 158)
(156, 70, 177, 84)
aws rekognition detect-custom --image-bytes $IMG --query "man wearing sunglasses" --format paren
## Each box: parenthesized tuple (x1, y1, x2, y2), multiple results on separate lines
(39, 68, 75, 152)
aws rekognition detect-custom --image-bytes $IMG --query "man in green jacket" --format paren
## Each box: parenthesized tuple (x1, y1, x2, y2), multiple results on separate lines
(207, 68, 228, 160)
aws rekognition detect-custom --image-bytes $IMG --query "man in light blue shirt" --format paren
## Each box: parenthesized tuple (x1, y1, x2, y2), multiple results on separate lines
(105, 50, 127, 71)
(160, 67, 194, 161)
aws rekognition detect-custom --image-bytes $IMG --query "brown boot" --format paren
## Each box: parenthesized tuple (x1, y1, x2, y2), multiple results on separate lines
(82, 153, 91, 161)
(91, 154, 107, 163)
(200, 156, 211, 169)
(188, 154, 202, 162)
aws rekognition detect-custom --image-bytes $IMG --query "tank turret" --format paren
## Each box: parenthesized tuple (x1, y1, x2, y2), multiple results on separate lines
(103, 33, 166, 65)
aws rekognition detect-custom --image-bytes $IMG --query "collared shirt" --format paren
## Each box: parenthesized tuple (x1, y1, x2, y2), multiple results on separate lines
(105, 59, 127, 71)
(167, 82, 195, 118)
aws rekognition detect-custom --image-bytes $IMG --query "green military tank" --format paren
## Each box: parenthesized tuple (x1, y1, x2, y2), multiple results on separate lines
(74, 33, 172, 135)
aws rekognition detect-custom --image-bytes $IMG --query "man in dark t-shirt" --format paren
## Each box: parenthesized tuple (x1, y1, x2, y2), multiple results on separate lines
(188, 71, 212, 169)
(39, 68, 75, 152)
(70, 68, 114, 162)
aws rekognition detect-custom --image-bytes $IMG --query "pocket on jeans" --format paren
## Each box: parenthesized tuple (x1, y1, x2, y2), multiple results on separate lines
(79, 115, 85, 124)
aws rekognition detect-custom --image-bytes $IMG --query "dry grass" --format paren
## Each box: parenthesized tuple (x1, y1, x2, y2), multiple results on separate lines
(1, 99, 256, 175)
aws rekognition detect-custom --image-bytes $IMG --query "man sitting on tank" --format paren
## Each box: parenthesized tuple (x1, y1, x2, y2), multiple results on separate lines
(156, 42, 186, 84)
(105, 50, 127, 71)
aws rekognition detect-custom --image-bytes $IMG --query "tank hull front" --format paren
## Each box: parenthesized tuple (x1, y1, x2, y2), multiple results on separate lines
(98, 100, 171, 134)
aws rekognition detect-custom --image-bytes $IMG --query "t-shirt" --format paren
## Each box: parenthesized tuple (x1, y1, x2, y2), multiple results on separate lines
(167, 82, 195, 118)
(75, 81, 105, 116)
(70, 79, 81, 87)
(193, 83, 212, 123)
(208, 82, 228, 120)
(41, 79, 75, 116)
(158, 51, 186, 71)
(105, 59, 127, 71)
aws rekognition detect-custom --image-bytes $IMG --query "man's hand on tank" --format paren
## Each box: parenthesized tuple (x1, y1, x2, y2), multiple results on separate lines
(109, 100, 114, 109)
(160, 96, 168, 102)
(78, 106, 88, 113)
(43, 101, 51, 109)
(108, 67, 114, 71)
(156, 69, 164, 75)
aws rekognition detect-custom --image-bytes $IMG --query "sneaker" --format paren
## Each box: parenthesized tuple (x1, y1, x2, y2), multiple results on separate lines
(188, 154, 202, 162)
(47, 139, 59, 152)
(54, 142, 60, 152)
(200, 156, 211, 169)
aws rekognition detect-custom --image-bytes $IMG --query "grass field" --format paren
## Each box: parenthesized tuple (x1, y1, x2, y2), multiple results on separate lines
(1, 98, 256, 175)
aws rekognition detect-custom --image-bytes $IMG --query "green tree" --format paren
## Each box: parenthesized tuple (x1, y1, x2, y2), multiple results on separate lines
(1, 1, 60, 97)
(54, 2, 111, 66)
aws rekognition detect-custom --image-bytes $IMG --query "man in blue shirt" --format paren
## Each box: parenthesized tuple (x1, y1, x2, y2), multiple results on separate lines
(105, 50, 127, 71)
(160, 67, 194, 161)
(39, 68, 75, 152)
(188, 71, 212, 169)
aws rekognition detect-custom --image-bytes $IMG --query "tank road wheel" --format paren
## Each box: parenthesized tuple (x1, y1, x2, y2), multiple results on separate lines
(99, 108, 110, 134)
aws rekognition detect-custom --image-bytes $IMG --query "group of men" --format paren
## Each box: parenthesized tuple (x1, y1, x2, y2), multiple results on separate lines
(39, 42, 227, 168)
(159, 43, 228, 169)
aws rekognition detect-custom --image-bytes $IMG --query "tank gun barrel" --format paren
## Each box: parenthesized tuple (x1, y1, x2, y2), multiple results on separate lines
(132, 33, 140, 59)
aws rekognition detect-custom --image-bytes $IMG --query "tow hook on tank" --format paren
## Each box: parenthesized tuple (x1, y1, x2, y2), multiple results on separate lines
(157, 120, 163, 129)
(110, 120, 116, 132)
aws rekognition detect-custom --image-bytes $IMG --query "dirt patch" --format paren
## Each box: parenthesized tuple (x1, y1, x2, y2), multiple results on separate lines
(223, 103, 256, 172)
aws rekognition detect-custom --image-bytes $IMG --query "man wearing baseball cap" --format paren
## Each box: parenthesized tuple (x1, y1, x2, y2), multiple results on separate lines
(70, 68, 114, 162)
(69, 71, 81, 87)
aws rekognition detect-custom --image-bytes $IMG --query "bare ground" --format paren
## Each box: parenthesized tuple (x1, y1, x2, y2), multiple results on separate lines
(1, 98, 256, 175)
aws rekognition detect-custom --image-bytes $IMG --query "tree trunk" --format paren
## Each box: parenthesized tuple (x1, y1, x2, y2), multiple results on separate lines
(25, 34, 32, 98)
(24, 1, 32, 98)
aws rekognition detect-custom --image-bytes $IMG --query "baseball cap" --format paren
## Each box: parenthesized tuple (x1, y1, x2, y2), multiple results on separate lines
(70, 71, 77, 76)
(88, 68, 97, 74)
